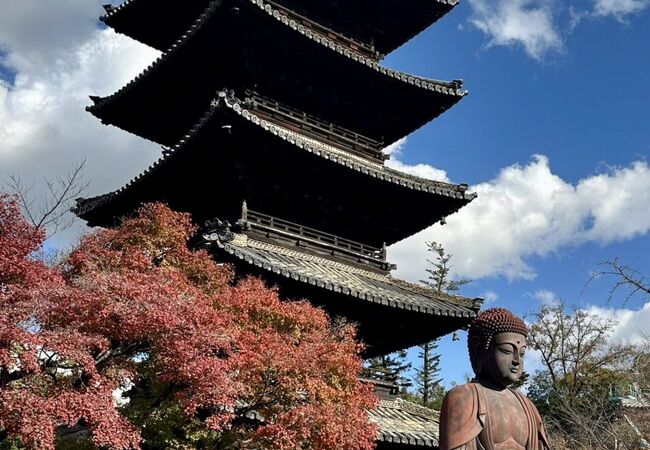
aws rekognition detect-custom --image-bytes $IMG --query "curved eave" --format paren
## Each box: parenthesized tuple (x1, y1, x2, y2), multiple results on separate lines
(101, 0, 210, 51)
(279, 0, 459, 57)
(101, 0, 459, 57)
(75, 93, 476, 237)
(211, 235, 481, 318)
(89, 0, 465, 147)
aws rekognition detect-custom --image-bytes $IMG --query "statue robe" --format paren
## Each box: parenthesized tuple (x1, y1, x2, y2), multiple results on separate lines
(439, 383, 550, 450)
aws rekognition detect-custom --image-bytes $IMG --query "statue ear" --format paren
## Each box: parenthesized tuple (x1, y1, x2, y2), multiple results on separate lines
(469, 336, 482, 355)
(469, 336, 483, 374)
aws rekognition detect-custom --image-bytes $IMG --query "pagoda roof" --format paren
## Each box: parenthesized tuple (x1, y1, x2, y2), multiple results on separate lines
(102, 0, 458, 58)
(370, 398, 440, 448)
(203, 231, 481, 356)
(75, 93, 476, 247)
(89, 0, 464, 149)
(619, 396, 650, 409)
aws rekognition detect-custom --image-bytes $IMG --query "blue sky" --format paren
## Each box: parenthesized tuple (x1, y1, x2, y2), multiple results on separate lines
(0, 0, 648, 387)
(384, 0, 650, 385)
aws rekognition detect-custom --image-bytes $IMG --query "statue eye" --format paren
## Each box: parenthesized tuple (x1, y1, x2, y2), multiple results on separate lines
(498, 347, 513, 354)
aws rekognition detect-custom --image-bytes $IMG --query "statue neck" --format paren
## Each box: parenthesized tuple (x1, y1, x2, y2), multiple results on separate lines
(473, 376, 510, 392)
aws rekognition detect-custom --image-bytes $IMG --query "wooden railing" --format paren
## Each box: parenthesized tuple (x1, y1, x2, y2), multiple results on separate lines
(240, 205, 386, 263)
(246, 91, 387, 163)
(266, 0, 382, 61)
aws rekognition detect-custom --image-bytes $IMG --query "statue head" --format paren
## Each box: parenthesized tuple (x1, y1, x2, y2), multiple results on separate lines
(468, 308, 528, 388)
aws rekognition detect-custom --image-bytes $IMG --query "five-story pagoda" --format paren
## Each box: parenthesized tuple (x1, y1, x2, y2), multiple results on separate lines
(75, 1, 482, 447)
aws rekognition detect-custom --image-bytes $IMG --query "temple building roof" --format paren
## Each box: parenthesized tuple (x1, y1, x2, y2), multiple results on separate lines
(199, 219, 481, 356)
(205, 233, 478, 318)
(620, 396, 650, 409)
(89, 0, 464, 148)
(370, 398, 440, 448)
(102, 0, 458, 59)
(75, 92, 475, 248)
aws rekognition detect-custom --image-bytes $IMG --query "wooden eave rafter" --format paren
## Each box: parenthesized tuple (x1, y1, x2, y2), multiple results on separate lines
(88, 0, 465, 148)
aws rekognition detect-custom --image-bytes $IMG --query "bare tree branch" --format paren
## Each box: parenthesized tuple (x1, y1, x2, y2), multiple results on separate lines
(585, 258, 650, 305)
(4, 160, 89, 236)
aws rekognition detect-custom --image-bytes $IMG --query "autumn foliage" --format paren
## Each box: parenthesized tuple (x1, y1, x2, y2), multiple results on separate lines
(0, 194, 377, 449)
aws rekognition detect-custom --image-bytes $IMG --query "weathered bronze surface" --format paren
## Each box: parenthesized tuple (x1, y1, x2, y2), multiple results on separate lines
(439, 308, 550, 450)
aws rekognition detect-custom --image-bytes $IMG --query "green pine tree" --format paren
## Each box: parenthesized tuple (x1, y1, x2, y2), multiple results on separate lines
(366, 350, 413, 390)
(413, 241, 471, 409)
(421, 241, 471, 293)
(415, 340, 446, 409)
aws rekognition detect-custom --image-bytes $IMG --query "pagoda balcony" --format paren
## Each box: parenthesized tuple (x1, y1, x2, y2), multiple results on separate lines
(244, 91, 387, 163)
(74, 92, 476, 247)
(262, 0, 380, 61)
(232, 203, 395, 273)
(101, 0, 458, 59)
(89, 0, 465, 149)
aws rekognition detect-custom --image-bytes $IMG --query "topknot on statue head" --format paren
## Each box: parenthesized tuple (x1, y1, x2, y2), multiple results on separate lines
(467, 308, 528, 374)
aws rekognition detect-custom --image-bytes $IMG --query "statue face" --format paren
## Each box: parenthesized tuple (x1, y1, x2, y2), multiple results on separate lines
(481, 332, 526, 388)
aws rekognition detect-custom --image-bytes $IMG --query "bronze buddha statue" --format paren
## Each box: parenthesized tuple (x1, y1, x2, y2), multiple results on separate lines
(439, 308, 550, 450)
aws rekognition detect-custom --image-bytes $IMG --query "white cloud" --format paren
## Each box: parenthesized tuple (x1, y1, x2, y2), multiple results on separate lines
(382, 138, 407, 157)
(482, 290, 499, 304)
(0, 1, 111, 76)
(467, 0, 563, 60)
(533, 289, 561, 306)
(389, 155, 650, 281)
(587, 302, 650, 344)
(383, 138, 450, 182)
(0, 8, 161, 244)
(593, 0, 650, 18)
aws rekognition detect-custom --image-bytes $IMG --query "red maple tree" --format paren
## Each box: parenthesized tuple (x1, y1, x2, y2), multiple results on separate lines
(0, 194, 377, 449)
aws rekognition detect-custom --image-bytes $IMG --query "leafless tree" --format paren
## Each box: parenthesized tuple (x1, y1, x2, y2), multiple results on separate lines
(587, 258, 650, 304)
(4, 159, 89, 236)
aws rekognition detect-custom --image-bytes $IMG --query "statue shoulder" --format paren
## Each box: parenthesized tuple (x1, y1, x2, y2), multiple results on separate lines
(444, 384, 478, 407)
(439, 384, 483, 450)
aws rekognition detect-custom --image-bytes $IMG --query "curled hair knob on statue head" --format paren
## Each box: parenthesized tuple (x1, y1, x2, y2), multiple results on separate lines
(467, 307, 528, 376)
